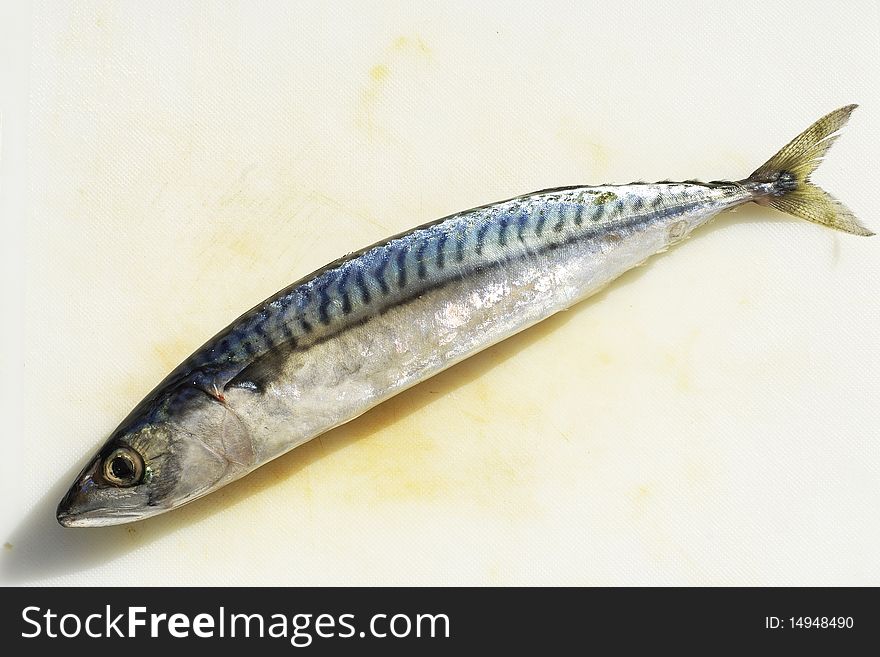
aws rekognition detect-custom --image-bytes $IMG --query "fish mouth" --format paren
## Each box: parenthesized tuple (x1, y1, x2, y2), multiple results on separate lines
(55, 486, 125, 527)
(56, 491, 160, 527)
(56, 506, 148, 528)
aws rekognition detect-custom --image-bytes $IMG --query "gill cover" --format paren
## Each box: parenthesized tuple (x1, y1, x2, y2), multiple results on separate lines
(57, 383, 254, 527)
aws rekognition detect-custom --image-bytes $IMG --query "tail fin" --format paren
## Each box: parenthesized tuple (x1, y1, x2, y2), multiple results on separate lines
(746, 104, 873, 236)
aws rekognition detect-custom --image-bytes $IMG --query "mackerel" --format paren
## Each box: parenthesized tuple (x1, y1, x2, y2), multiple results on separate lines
(57, 105, 871, 526)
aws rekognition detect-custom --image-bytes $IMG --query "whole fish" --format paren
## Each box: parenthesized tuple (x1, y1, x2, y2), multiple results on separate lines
(57, 105, 871, 526)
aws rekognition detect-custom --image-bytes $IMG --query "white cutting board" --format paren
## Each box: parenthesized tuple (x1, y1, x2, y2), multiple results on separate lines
(1, 1, 878, 585)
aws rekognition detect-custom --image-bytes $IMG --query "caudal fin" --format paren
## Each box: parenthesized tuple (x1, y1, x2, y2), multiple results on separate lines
(746, 104, 873, 236)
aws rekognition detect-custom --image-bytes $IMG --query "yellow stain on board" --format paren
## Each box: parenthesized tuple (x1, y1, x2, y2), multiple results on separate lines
(557, 118, 611, 179)
(392, 35, 432, 55)
(321, 393, 539, 518)
(152, 336, 198, 374)
(337, 425, 442, 493)
(359, 35, 433, 141)
(630, 484, 653, 519)
(658, 329, 701, 392)
(226, 235, 265, 263)
(369, 64, 390, 83)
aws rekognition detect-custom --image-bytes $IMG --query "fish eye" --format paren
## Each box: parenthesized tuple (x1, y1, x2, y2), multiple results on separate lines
(102, 447, 144, 487)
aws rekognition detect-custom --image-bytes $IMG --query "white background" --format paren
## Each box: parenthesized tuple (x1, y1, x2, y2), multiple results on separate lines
(1, 1, 877, 586)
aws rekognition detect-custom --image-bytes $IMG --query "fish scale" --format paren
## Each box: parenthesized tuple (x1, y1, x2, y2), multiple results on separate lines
(188, 182, 739, 399)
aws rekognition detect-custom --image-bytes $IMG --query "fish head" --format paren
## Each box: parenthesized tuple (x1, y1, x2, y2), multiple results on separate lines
(57, 381, 252, 527)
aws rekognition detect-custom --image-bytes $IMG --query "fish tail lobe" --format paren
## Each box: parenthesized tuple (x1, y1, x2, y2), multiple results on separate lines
(745, 104, 873, 236)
